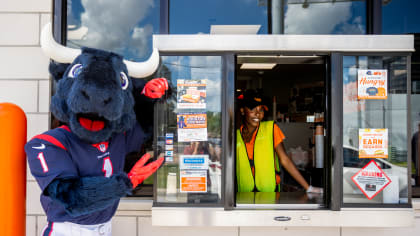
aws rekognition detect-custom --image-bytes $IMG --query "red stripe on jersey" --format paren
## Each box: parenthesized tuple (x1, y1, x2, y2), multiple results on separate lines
(32, 134, 67, 151)
(60, 125, 71, 132)
(42, 222, 54, 236)
(49, 222, 54, 236)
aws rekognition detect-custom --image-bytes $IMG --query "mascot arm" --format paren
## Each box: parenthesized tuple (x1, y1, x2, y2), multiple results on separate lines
(132, 78, 168, 136)
(127, 153, 164, 188)
(45, 173, 133, 217)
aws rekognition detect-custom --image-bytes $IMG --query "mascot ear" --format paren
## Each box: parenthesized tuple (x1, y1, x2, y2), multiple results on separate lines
(49, 61, 70, 81)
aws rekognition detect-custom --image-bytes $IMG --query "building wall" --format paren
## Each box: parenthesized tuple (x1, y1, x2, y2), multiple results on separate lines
(0, 0, 419, 235)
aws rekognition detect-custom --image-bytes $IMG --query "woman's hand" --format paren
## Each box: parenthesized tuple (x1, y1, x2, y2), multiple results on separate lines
(306, 185, 323, 194)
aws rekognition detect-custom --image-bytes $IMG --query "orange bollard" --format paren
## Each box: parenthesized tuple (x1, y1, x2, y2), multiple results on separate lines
(0, 103, 27, 236)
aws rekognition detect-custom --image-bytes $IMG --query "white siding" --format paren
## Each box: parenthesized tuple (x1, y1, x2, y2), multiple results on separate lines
(138, 217, 238, 236)
(0, 80, 38, 112)
(25, 216, 36, 236)
(0, 14, 39, 45)
(0, 0, 51, 13)
(112, 217, 137, 236)
(0, 47, 50, 79)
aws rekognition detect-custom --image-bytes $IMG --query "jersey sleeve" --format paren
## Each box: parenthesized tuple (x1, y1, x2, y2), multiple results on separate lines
(25, 138, 78, 192)
(273, 123, 286, 148)
(125, 122, 146, 153)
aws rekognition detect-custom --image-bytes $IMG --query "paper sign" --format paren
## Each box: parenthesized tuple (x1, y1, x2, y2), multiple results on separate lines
(359, 129, 388, 158)
(351, 160, 392, 200)
(180, 155, 209, 170)
(177, 113, 207, 142)
(177, 79, 207, 109)
(180, 170, 207, 192)
(358, 69, 387, 100)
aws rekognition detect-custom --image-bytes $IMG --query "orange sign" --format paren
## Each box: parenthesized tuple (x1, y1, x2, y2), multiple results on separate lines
(359, 129, 388, 159)
(180, 170, 207, 192)
(357, 69, 387, 100)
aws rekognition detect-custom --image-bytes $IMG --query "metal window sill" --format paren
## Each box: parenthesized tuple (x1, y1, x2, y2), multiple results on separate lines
(151, 207, 414, 227)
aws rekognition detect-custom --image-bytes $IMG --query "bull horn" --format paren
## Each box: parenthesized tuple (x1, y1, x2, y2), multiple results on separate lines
(124, 48, 160, 78)
(40, 22, 81, 63)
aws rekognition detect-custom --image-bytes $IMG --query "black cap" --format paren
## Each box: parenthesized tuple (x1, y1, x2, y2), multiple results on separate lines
(238, 89, 268, 111)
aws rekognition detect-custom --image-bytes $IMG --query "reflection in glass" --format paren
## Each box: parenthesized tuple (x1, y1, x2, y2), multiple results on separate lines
(342, 55, 408, 204)
(170, 0, 268, 34)
(382, 0, 420, 34)
(272, 0, 366, 34)
(154, 56, 222, 204)
(66, 0, 160, 61)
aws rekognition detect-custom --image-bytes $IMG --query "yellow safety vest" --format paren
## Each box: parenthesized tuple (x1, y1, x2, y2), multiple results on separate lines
(236, 121, 281, 192)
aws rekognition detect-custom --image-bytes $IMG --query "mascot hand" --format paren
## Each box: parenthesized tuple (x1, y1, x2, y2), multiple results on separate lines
(127, 153, 164, 189)
(141, 78, 168, 99)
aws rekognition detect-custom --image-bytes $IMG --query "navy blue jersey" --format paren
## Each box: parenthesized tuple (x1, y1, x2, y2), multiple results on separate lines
(25, 123, 145, 225)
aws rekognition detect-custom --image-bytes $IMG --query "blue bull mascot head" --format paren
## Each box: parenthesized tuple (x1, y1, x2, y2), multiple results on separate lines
(41, 23, 161, 143)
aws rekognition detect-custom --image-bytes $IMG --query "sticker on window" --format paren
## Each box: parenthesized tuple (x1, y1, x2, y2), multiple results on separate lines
(357, 69, 387, 100)
(351, 160, 391, 200)
(177, 112, 207, 142)
(180, 170, 207, 193)
(359, 128, 388, 159)
(177, 79, 207, 109)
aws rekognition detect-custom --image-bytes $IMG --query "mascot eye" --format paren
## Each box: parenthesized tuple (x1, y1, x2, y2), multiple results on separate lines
(68, 64, 83, 78)
(120, 72, 129, 90)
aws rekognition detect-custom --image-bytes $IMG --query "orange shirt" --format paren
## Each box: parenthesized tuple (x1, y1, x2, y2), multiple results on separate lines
(240, 123, 285, 161)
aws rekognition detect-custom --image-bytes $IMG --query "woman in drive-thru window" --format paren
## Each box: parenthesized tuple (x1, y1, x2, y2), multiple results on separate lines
(236, 90, 322, 194)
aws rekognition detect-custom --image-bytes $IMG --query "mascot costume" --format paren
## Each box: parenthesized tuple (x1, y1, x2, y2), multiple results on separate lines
(25, 23, 167, 236)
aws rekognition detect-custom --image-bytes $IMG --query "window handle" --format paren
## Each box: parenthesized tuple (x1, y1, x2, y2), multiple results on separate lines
(274, 216, 291, 221)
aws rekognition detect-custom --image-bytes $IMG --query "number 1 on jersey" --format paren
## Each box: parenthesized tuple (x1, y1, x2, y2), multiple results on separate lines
(102, 157, 113, 177)
(37, 152, 49, 172)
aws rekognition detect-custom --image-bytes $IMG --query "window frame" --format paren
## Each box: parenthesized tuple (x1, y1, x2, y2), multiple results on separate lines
(151, 51, 233, 208)
(335, 52, 413, 209)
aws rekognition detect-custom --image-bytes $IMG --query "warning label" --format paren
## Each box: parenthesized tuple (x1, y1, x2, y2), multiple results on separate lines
(351, 160, 391, 200)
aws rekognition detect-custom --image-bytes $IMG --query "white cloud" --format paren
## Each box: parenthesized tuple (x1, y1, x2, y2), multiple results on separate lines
(284, 2, 363, 34)
(78, 0, 155, 59)
(189, 56, 222, 112)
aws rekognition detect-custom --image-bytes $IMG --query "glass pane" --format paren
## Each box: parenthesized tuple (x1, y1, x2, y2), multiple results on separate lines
(273, 0, 366, 34)
(411, 38, 420, 196)
(66, 0, 160, 61)
(66, 0, 161, 197)
(155, 56, 223, 205)
(169, 0, 268, 34)
(342, 55, 408, 204)
(382, 0, 420, 34)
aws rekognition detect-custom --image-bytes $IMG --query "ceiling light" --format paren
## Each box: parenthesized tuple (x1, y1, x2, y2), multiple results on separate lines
(240, 63, 276, 70)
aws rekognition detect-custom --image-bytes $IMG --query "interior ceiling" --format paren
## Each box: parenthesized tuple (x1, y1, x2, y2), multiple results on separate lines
(236, 55, 325, 77)
(237, 55, 325, 65)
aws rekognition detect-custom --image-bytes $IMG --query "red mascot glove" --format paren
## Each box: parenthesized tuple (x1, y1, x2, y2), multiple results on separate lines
(141, 78, 168, 99)
(127, 153, 164, 189)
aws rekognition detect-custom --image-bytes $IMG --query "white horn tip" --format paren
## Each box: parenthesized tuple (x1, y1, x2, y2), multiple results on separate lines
(125, 48, 160, 78)
(40, 22, 81, 63)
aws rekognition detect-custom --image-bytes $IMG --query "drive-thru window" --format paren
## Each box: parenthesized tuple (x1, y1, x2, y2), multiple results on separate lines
(149, 35, 414, 226)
